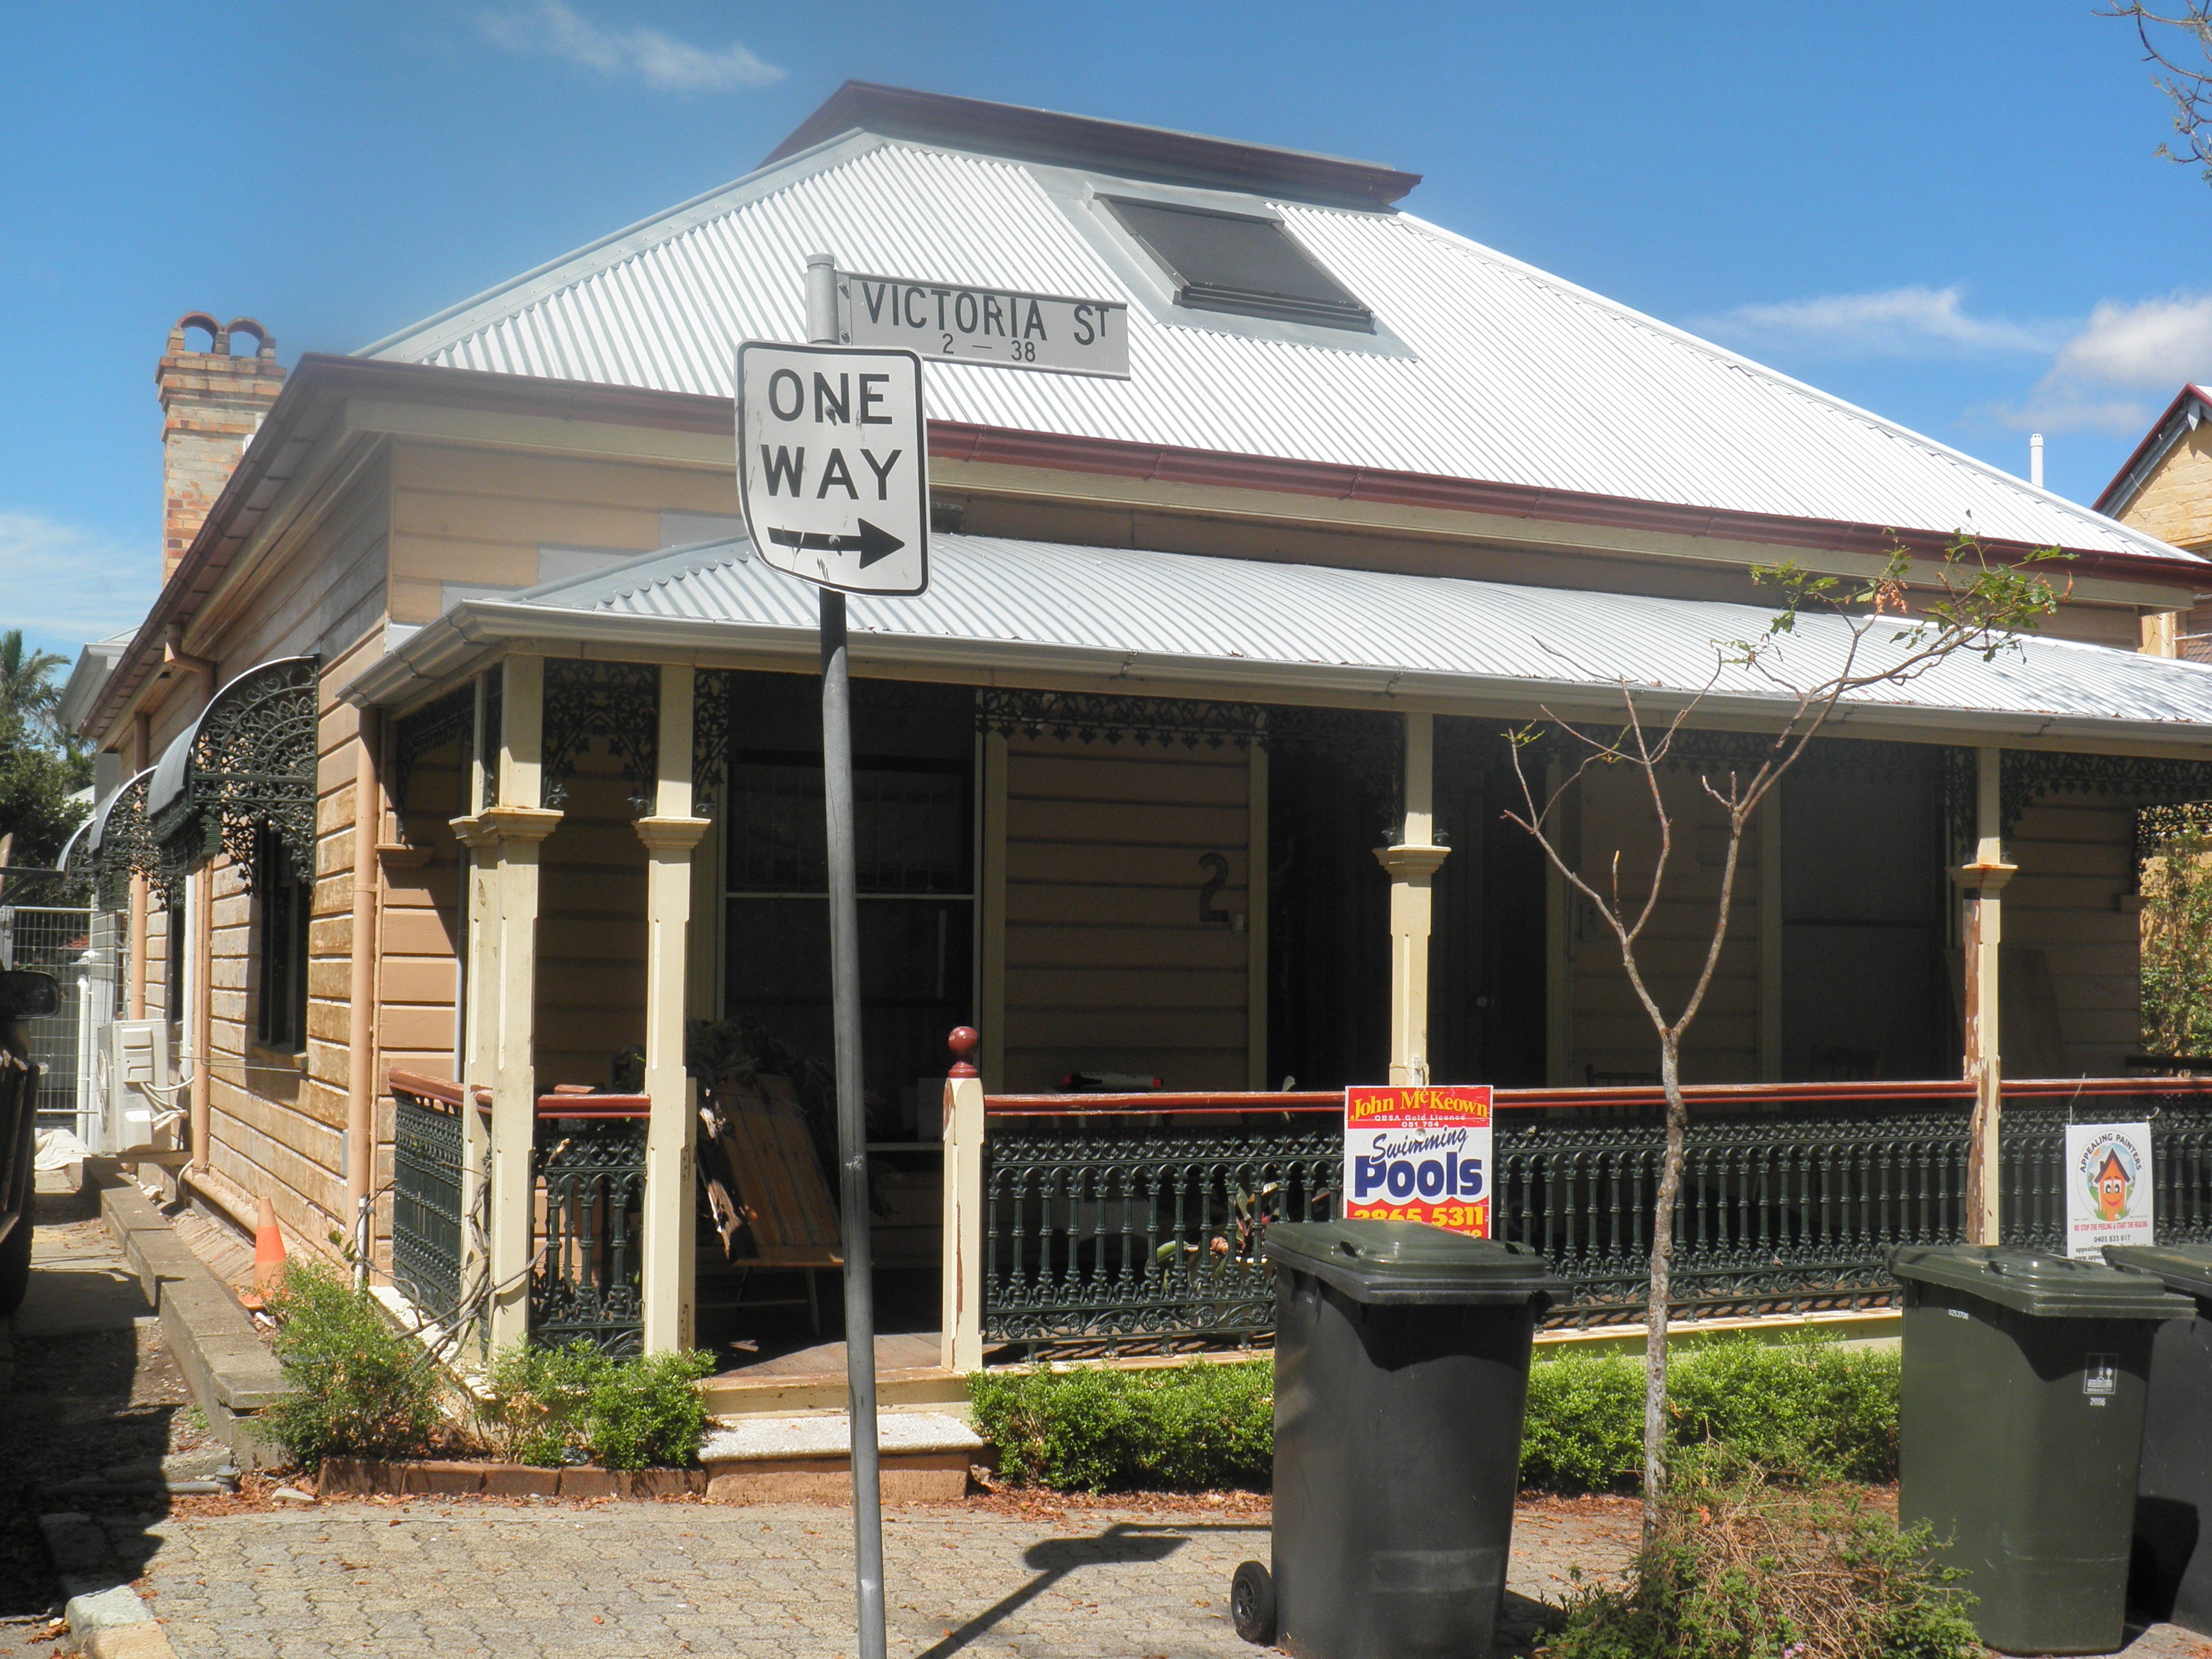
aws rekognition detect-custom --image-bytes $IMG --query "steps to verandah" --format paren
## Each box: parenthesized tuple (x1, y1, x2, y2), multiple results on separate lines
(698, 1410, 985, 1503)
(703, 1332, 969, 1418)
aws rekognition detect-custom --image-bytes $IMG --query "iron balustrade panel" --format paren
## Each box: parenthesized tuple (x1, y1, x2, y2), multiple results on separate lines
(978, 1094, 1986, 1348)
(1494, 1102, 1972, 1325)
(2000, 1092, 2212, 1251)
(982, 1118, 1341, 1349)
(391, 1090, 464, 1323)
(531, 1117, 646, 1355)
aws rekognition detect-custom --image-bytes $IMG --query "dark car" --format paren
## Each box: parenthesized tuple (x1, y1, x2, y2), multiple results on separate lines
(0, 968, 59, 1314)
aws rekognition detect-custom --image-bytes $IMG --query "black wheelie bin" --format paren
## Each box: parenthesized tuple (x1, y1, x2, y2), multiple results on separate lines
(1231, 1220, 1569, 1659)
(1890, 1243, 2194, 1656)
(2102, 1244, 2212, 1635)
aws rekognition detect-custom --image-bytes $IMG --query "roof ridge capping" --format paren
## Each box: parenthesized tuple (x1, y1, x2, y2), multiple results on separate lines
(762, 81, 1422, 209)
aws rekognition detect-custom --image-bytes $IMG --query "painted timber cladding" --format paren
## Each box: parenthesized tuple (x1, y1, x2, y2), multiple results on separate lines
(1001, 734, 1251, 1092)
(505, 534, 2212, 735)
(368, 136, 2179, 565)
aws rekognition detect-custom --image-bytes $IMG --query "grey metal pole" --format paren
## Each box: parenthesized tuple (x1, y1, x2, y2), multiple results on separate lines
(807, 250, 887, 1659)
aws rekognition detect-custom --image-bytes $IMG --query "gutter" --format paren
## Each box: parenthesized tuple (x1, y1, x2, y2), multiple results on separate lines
(345, 595, 2212, 756)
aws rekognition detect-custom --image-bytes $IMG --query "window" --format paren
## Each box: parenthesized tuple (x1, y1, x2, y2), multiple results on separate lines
(165, 892, 186, 1028)
(253, 825, 311, 1052)
(1100, 197, 1374, 332)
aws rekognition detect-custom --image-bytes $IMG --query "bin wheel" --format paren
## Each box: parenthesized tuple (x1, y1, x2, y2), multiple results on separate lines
(1231, 1560, 1275, 1645)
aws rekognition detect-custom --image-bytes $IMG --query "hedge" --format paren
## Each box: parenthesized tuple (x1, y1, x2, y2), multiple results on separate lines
(969, 1333, 1898, 1494)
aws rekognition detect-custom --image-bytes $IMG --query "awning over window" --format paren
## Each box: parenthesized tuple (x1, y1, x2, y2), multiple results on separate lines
(84, 767, 158, 909)
(147, 655, 319, 889)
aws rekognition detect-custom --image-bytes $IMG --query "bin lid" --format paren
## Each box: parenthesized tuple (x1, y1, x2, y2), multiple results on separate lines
(1887, 1244, 2197, 1320)
(1263, 1220, 1572, 1306)
(2104, 1244, 2212, 1302)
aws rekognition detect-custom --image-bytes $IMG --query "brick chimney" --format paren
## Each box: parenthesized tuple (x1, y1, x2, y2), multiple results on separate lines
(156, 314, 285, 583)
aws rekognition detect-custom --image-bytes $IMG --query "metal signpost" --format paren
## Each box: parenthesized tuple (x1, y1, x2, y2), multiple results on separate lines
(734, 253, 930, 1659)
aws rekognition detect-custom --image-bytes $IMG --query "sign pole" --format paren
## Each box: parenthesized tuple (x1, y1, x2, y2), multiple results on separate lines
(807, 250, 888, 1659)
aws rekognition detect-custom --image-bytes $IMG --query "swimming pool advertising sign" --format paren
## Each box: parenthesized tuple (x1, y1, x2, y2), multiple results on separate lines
(2064, 1120, 2154, 1259)
(1343, 1086, 1494, 1238)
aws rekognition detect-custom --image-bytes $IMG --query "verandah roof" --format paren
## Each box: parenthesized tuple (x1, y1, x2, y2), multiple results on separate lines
(352, 532, 2212, 752)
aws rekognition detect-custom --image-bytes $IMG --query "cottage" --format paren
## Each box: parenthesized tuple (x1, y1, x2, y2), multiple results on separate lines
(62, 84, 2212, 1379)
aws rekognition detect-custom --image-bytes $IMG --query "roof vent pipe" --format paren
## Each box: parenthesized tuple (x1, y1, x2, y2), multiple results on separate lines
(2031, 432, 2045, 490)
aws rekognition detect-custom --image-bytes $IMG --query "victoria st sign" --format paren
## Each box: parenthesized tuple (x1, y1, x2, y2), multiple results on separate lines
(840, 271, 1130, 379)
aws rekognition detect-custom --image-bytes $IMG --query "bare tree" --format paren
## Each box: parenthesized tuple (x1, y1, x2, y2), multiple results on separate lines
(1502, 534, 2069, 1538)
(2105, 3, 2212, 179)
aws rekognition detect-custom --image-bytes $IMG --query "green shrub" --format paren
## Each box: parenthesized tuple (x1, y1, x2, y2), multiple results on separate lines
(263, 1260, 443, 1466)
(971, 1360, 1273, 1492)
(476, 1341, 608, 1466)
(968, 1333, 1898, 1495)
(1542, 1469, 1978, 1659)
(582, 1347, 717, 1470)
(476, 1343, 716, 1469)
(1521, 1347, 1648, 1492)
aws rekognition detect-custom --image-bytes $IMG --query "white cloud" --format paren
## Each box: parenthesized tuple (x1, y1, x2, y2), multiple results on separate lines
(474, 1, 783, 92)
(1988, 294, 2212, 434)
(0, 513, 155, 660)
(1698, 286, 2059, 358)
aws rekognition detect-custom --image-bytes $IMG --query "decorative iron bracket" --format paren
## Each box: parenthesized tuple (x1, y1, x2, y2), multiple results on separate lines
(542, 661, 658, 813)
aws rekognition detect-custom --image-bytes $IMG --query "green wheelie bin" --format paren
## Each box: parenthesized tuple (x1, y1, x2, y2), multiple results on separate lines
(1890, 1244, 2195, 1655)
(1232, 1221, 1568, 1659)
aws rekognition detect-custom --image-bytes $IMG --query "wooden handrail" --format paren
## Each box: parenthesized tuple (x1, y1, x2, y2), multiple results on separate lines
(979, 1075, 2212, 1117)
(387, 1068, 467, 1109)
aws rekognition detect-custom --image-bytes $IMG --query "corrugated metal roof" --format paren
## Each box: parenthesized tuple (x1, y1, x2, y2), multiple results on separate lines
(510, 531, 2212, 731)
(366, 128, 2181, 565)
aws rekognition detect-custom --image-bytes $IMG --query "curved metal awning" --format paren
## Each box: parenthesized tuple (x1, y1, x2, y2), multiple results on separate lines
(86, 767, 154, 858)
(146, 655, 320, 887)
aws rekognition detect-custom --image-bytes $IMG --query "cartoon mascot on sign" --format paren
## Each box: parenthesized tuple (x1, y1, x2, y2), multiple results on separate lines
(2094, 1146, 2135, 1223)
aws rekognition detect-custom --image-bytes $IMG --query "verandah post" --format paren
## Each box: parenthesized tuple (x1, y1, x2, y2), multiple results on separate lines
(483, 654, 561, 1351)
(941, 1027, 986, 1374)
(1957, 744, 2014, 1245)
(637, 665, 710, 1354)
(1376, 710, 1449, 1085)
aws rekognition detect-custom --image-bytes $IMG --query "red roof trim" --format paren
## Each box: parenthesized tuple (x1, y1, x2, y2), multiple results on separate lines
(932, 419, 2212, 592)
(761, 81, 1421, 209)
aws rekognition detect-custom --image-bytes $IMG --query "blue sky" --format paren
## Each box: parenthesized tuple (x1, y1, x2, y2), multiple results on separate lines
(4, 2, 2210, 661)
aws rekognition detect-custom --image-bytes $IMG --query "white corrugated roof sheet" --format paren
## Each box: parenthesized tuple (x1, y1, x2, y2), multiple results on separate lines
(500, 532, 2212, 734)
(366, 130, 2181, 565)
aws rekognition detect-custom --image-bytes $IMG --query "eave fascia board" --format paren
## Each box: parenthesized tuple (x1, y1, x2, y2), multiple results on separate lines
(342, 595, 2212, 758)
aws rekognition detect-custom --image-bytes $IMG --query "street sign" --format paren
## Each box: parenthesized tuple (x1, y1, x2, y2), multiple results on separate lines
(1342, 1085, 1494, 1237)
(736, 341, 929, 597)
(841, 272, 1130, 380)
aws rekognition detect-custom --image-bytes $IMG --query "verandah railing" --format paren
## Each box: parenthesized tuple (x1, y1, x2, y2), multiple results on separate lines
(973, 1077, 2212, 1355)
(387, 1070, 648, 1354)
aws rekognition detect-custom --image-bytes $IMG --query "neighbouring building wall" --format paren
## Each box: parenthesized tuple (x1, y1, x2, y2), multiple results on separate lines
(1567, 765, 1762, 1084)
(998, 733, 1253, 1092)
(2004, 797, 2141, 1077)
(2113, 420, 2212, 555)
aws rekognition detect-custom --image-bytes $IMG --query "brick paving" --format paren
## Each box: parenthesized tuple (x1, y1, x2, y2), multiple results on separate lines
(129, 1495, 1626, 1659)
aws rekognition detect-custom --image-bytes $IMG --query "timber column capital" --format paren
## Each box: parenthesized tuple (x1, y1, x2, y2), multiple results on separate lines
(1374, 843, 1451, 881)
(635, 815, 711, 855)
(477, 804, 563, 847)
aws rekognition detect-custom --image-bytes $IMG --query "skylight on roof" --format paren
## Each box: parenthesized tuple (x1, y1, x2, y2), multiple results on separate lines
(1099, 196, 1374, 332)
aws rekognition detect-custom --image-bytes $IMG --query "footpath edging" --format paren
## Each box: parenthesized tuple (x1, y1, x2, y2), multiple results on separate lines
(95, 1173, 289, 1470)
(41, 1515, 177, 1659)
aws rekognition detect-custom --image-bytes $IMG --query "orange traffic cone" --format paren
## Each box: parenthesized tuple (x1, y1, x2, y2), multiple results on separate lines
(252, 1196, 287, 1293)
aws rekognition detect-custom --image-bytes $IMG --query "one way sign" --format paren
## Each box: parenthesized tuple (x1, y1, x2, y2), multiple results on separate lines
(736, 342, 929, 597)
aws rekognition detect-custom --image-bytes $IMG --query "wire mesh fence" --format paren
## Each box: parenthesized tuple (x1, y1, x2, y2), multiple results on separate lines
(0, 903, 92, 1137)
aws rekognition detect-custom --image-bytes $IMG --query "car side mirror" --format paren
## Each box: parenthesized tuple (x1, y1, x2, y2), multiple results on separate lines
(0, 970, 60, 1020)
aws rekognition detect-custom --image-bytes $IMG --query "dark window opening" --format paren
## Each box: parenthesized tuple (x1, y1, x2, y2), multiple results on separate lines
(166, 891, 186, 1028)
(254, 826, 311, 1052)
(1101, 196, 1375, 332)
(720, 675, 975, 1141)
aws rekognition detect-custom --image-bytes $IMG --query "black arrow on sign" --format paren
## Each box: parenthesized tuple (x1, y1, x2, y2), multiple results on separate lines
(768, 521, 905, 568)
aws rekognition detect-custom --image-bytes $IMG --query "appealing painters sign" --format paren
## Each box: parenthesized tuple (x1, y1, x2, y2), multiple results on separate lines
(1342, 1085, 1494, 1237)
(2064, 1120, 2155, 1258)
